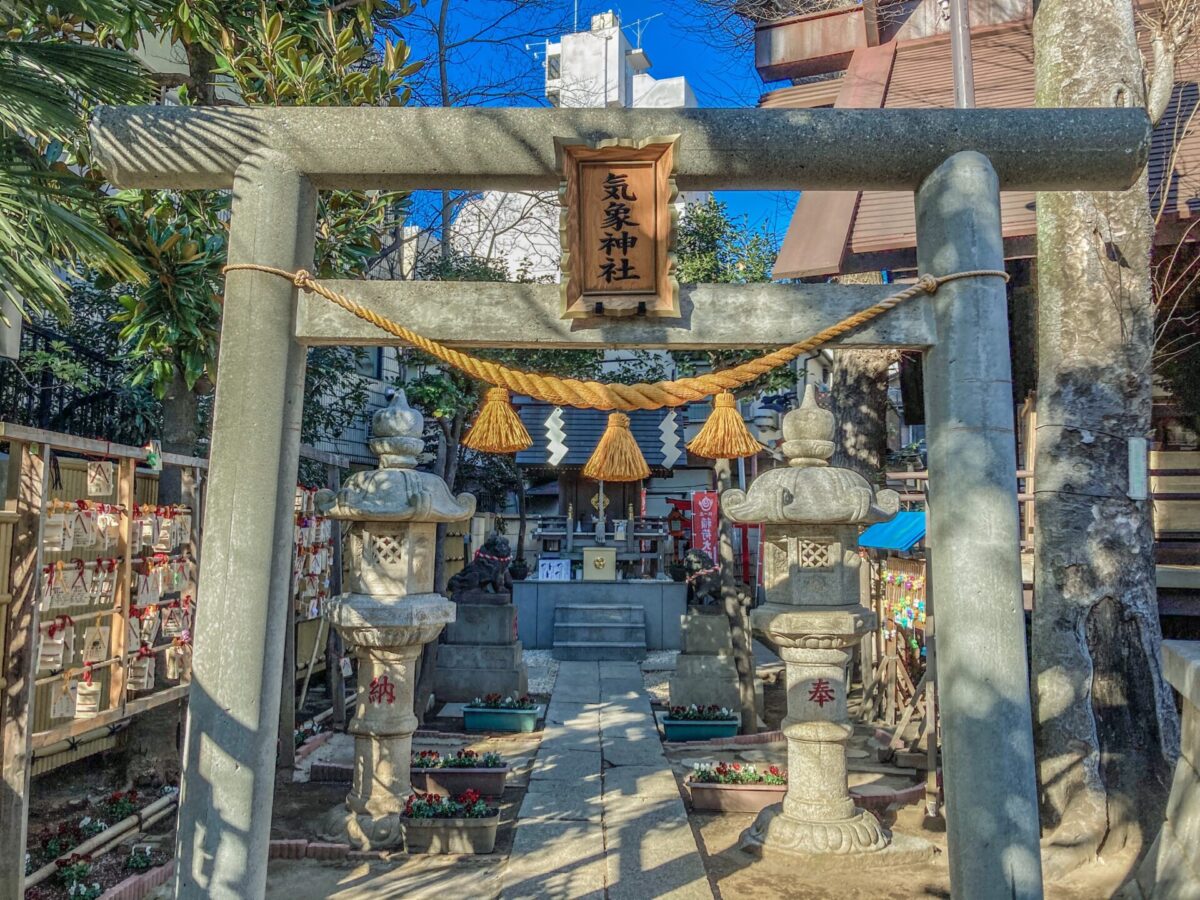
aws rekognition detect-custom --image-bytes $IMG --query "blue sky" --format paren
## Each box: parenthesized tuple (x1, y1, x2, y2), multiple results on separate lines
(401, 0, 798, 249)
(610, 0, 799, 238)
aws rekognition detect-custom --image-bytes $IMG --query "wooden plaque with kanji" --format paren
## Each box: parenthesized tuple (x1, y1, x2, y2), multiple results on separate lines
(558, 137, 679, 319)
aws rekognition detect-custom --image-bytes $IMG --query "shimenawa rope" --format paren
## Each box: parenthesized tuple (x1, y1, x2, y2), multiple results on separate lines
(221, 264, 1008, 413)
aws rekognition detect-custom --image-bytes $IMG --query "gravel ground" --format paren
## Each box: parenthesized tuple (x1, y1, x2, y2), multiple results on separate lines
(522, 648, 559, 695)
(641, 650, 677, 705)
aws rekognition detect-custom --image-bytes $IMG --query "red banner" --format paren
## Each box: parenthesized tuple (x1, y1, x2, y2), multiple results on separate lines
(691, 491, 720, 561)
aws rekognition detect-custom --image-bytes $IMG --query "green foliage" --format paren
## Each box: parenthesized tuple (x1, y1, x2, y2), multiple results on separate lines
(106, 189, 226, 397)
(675, 196, 776, 285)
(106, 4, 420, 403)
(0, 3, 416, 453)
(99, 790, 139, 821)
(689, 761, 787, 785)
(303, 347, 371, 445)
(126, 847, 155, 871)
(673, 197, 792, 396)
(55, 856, 93, 887)
(0, 2, 154, 317)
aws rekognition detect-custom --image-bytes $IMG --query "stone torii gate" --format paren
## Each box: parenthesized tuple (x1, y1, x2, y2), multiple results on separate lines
(83, 105, 1146, 900)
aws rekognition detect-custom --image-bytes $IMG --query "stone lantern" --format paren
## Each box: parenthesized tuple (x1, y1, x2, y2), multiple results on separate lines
(316, 391, 475, 850)
(722, 385, 899, 859)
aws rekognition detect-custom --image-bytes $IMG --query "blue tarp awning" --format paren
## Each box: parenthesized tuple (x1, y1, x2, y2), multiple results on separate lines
(859, 511, 926, 551)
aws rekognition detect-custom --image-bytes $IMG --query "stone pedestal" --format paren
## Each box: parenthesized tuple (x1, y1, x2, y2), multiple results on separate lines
(742, 607, 885, 856)
(723, 385, 930, 864)
(313, 392, 475, 850)
(434, 595, 528, 701)
(319, 595, 453, 849)
(669, 608, 740, 711)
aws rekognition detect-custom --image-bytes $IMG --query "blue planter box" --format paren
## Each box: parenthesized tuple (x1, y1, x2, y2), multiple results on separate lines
(462, 707, 540, 733)
(662, 718, 739, 742)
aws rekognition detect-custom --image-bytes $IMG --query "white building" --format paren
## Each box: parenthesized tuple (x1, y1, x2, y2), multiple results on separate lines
(450, 11, 704, 282)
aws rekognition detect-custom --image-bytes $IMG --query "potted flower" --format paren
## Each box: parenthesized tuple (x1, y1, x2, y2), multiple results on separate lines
(661, 704, 740, 741)
(685, 762, 787, 813)
(462, 693, 540, 733)
(410, 749, 510, 797)
(402, 790, 500, 854)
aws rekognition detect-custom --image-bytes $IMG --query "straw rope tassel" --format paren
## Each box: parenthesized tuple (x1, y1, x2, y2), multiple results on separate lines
(687, 392, 763, 459)
(463, 387, 532, 454)
(583, 413, 651, 482)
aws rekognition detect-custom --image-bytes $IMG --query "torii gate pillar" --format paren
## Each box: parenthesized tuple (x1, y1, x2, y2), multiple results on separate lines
(174, 154, 315, 899)
(917, 151, 1042, 896)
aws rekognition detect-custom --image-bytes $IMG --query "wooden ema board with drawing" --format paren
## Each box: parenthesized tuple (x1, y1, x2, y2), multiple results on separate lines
(558, 137, 678, 319)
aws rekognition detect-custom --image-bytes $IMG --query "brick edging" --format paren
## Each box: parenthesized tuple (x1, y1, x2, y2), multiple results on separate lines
(309, 761, 354, 783)
(295, 730, 335, 762)
(664, 729, 784, 748)
(268, 838, 390, 861)
(99, 860, 175, 900)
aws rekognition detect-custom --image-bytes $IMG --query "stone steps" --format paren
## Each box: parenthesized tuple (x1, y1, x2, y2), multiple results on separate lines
(554, 621, 646, 644)
(552, 603, 648, 661)
(552, 641, 647, 661)
(555, 603, 643, 624)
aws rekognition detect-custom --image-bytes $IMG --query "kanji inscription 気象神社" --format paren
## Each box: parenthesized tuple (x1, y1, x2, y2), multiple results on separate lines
(558, 137, 679, 319)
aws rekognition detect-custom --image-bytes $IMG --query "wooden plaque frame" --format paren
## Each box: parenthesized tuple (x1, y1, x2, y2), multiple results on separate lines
(556, 135, 680, 319)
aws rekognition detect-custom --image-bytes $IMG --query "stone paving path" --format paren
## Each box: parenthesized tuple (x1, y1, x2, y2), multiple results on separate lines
(502, 661, 712, 900)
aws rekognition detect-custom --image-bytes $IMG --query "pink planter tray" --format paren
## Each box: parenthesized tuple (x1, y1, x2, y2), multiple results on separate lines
(410, 765, 510, 798)
(685, 781, 787, 814)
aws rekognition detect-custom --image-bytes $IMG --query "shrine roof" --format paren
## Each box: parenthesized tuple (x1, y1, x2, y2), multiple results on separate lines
(513, 401, 683, 469)
(767, 20, 1200, 277)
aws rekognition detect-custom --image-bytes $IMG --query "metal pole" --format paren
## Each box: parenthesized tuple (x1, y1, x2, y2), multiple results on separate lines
(915, 151, 1042, 899)
(174, 154, 315, 900)
(948, 0, 976, 108)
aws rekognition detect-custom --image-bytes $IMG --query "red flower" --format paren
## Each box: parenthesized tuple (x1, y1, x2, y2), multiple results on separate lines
(731, 763, 741, 771)
(459, 789, 481, 805)
(768, 766, 781, 776)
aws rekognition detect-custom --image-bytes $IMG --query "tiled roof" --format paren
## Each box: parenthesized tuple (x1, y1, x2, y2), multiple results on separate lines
(767, 21, 1200, 276)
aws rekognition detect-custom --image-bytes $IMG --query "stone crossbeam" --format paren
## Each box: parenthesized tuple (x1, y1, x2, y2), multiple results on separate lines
(295, 281, 935, 349)
(90, 106, 1149, 192)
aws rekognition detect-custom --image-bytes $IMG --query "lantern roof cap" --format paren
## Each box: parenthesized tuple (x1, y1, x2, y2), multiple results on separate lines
(721, 386, 899, 526)
(318, 391, 476, 523)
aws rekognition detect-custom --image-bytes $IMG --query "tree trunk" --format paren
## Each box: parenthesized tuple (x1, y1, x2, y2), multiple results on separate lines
(715, 458, 758, 735)
(829, 350, 894, 480)
(158, 368, 199, 506)
(1032, 0, 1180, 877)
(183, 40, 219, 106)
(830, 274, 896, 480)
